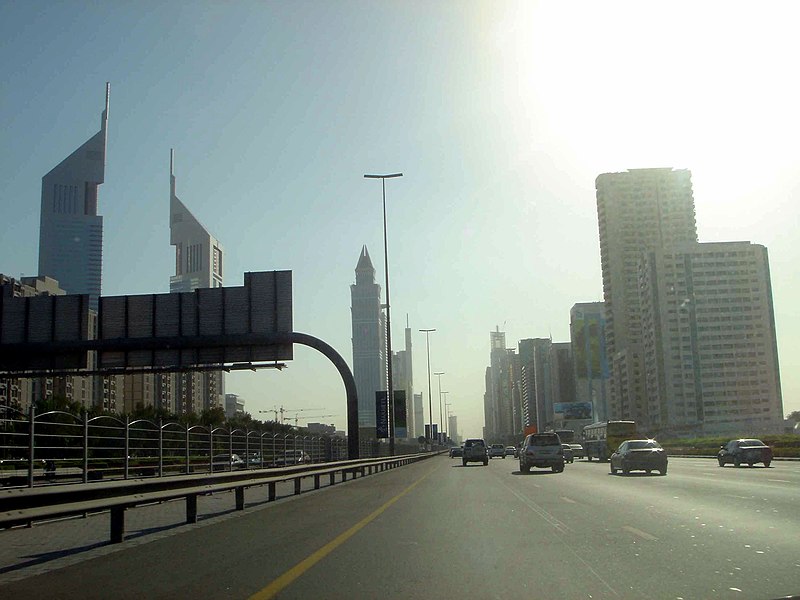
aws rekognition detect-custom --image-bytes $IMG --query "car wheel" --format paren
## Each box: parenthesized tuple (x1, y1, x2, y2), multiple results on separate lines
(483, 459, 488, 466)
(587, 455, 592, 462)
(520, 462, 530, 473)
(659, 468, 667, 476)
(610, 463, 617, 474)
(718, 459, 725, 467)
(748, 463, 753, 467)
(502, 455, 506, 459)
(462, 459, 467, 467)
(764, 460, 771, 468)
(622, 466, 630, 475)
(734, 458, 741, 467)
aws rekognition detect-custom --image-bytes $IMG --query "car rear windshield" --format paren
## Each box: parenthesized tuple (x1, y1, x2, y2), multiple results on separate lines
(465, 440, 484, 447)
(628, 441, 660, 449)
(530, 435, 559, 446)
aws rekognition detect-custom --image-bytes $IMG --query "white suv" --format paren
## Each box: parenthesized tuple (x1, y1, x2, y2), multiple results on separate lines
(518, 433, 565, 473)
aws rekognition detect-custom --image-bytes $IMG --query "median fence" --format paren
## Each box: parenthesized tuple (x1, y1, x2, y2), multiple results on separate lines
(0, 407, 427, 488)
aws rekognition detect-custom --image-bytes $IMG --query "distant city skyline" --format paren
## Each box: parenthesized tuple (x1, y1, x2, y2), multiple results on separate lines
(2, 3, 798, 437)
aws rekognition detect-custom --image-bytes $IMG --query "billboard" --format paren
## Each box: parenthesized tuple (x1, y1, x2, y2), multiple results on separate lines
(0, 294, 92, 371)
(554, 402, 593, 420)
(572, 310, 607, 379)
(393, 390, 407, 438)
(98, 270, 293, 369)
(375, 391, 389, 438)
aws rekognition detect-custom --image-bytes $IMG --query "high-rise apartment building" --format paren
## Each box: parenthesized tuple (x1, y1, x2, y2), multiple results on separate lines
(639, 241, 783, 434)
(596, 168, 698, 422)
(484, 328, 515, 440)
(38, 84, 109, 311)
(350, 246, 386, 438)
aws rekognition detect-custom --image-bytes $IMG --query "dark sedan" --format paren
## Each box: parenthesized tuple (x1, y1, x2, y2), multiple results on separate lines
(717, 439, 772, 468)
(610, 440, 667, 475)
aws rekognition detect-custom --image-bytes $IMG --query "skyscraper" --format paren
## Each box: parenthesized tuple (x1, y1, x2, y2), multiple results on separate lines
(38, 83, 109, 311)
(391, 318, 413, 439)
(639, 241, 783, 434)
(350, 246, 386, 438)
(169, 150, 224, 293)
(596, 168, 697, 422)
(166, 151, 225, 414)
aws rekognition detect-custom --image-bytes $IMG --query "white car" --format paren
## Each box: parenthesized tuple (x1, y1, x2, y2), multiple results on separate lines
(489, 444, 506, 458)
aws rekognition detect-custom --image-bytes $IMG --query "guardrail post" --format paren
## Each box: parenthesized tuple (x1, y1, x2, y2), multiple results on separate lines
(329, 472, 335, 486)
(314, 474, 320, 489)
(110, 506, 125, 543)
(235, 487, 245, 510)
(27, 405, 35, 488)
(245, 430, 250, 470)
(186, 494, 198, 523)
(185, 426, 190, 475)
(124, 416, 130, 480)
(83, 412, 89, 484)
(268, 482, 276, 501)
(158, 420, 163, 477)
(294, 477, 301, 495)
(209, 429, 214, 473)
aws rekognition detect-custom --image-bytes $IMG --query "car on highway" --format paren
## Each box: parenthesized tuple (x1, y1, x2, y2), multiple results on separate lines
(518, 432, 565, 473)
(562, 444, 574, 463)
(569, 443, 585, 459)
(448, 446, 463, 458)
(488, 443, 506, 459)
(212, 453, 246, 471)
(274, 450, 312, 466)
(462, 438, 488, 466)
(609, 440, 667, 475)
(717, 439, 773, 468)
(505, 446, 516, 457)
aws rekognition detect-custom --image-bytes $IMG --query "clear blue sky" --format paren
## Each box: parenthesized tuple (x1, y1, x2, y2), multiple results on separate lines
(2, 1, 799, 437)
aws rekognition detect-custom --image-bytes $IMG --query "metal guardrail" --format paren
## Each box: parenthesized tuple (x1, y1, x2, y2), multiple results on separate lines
(0, 407, 429, 488)
(0, 452, 436, 543)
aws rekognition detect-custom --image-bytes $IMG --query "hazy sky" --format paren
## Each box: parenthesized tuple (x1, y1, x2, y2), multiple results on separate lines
(2, 1, 799, 437)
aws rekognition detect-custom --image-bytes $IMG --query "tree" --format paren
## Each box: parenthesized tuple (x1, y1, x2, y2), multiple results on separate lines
(787, 411, 800, 423)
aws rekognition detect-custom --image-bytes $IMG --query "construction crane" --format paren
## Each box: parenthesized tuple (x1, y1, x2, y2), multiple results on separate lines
(280, 407, 324, 425)
(290, 413, 338, 427)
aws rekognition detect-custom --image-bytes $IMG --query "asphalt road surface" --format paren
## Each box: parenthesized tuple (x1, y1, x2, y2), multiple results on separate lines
(1, 455, 798, 600)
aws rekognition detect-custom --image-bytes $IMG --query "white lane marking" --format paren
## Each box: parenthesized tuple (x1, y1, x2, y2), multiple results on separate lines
(560, 496, 577, 504)
(496, 477, 618, 597)
(622, 525, 658, 541)
(723, 494, 752, 500)
(768, 479, 790, 483)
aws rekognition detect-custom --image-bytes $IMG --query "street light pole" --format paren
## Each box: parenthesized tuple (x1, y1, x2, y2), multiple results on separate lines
(434, 372, 444, 444)
(440, 390, 449, 443)
(365, 172, 402, 456)
(420, 328, 436, 448)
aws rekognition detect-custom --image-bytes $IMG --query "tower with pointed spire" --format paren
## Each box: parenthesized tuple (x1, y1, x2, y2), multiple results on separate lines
(165, 150, 225, 414)
(350, 245, 386, 437)
(38, 83, 109, 310)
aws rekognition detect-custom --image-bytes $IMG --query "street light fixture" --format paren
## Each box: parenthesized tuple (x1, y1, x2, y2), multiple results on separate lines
(420, 328, 436, 447)
(365, 172, 403, 455)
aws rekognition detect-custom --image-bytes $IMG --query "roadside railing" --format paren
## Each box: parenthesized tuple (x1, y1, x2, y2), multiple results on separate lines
(0, 407, 436, 488)
(0, 452, 436, 543)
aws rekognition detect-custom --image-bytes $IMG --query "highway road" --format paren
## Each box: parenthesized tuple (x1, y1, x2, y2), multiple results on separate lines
(1, 455, 798, 599)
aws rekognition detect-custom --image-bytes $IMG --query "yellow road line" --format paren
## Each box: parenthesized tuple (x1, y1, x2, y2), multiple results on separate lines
(248, 465, 436, 600)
